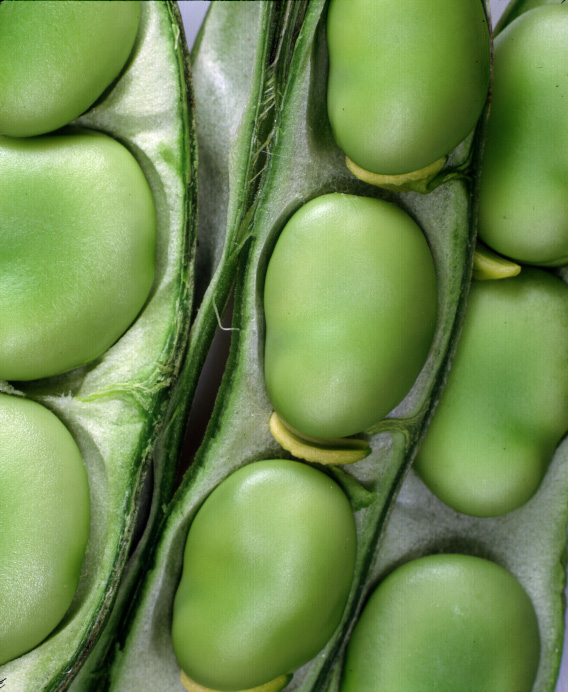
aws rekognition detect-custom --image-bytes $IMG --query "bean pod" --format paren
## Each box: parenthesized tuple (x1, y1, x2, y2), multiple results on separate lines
(0, 3, 197, 690)
(104, 1, 491, 690)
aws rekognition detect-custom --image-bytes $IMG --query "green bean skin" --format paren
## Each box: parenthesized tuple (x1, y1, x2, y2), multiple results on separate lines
(0, 393, 90, 667)
(171, 460, 356, 691)
(264, 193, 437, 439)
(0, 130, 156, 381)
(415, 269, 568, 517)
(327, 0, 490, 175)
(478, 6, 568, 267)
(340, 554, 539, 692)
(0, 1, 140, 138)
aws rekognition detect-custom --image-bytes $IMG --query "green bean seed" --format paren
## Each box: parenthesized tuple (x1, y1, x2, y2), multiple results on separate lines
(0, 130, 156, 381)
(327, 0, 490, 176)
(172, 460, 356, 691)
(340, 554, 539, 692)
(0, 1, 140, 138)
(264, 193, 437, 439)
(415, 270, 568, 517)
(0, 393, 90, 666)
(478, 6, 568, 266)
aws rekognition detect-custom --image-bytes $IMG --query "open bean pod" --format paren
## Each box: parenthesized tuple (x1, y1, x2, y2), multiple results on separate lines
(0, 3, 196, 690)
(73, 4, 294, 690)
(332, 1, 568, 690)
(103, 1, 493, 690)
(346, 436, 568, 692)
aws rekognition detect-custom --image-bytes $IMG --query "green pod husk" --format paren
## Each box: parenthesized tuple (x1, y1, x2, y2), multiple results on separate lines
(75, 3, 298, 690)
(70, 2, 302, 689)
(105, 1, 493, 690)
(0, 2, 196, 690)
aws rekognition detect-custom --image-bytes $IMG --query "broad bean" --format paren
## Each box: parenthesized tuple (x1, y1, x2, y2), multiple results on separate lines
(0, 1, 140, 138)
(415, 270, 568, 517)
(264, 193, 437, 440)
(340, 554, 540, 692)
(478, 5, 568, 266)
(172, 460, 356, 692)
(0, 131, 156, 381)
(0, 393, 90, 667)
(327, 0, 490, 177)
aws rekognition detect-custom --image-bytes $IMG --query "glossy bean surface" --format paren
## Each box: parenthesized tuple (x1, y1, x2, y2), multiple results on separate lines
(415, 269, 568, 517)
(0, 393, 90, 666)
(0, 130, 156, 381)
(264, 193, 437, 439)
(172, 460, 357, 691)
(478, 5, 568, 266)
(0, 1, 140, 137)
(340, 554, 540, 692)
(327, 0, 490, 175)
